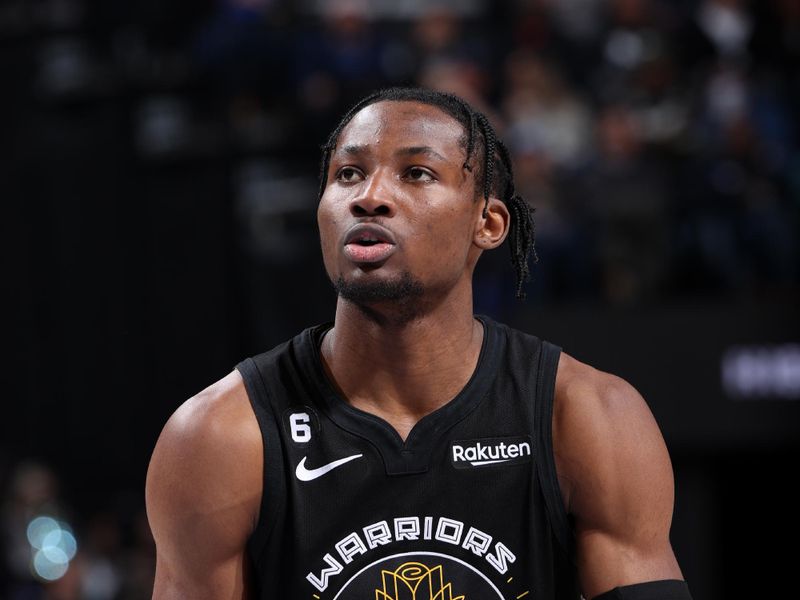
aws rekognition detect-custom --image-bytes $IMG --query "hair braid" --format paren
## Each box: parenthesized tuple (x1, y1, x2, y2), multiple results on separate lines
(463, 110, 477, 172)
(508, 195, 536, 299)
(476, 114, 496, 218)
(494, 138, 536, 298)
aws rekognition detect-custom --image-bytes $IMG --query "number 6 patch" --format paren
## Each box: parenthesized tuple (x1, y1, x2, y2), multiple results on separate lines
(282, 407, 320, 447)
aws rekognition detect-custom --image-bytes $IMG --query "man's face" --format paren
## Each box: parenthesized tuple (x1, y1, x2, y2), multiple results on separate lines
(317, 100, 483, 313)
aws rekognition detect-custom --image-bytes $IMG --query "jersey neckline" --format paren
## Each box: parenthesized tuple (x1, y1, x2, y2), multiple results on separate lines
(299, 315, 502, 475)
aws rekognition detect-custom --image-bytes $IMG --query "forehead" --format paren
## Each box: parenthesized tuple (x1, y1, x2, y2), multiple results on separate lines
(334, 100, 466, 157)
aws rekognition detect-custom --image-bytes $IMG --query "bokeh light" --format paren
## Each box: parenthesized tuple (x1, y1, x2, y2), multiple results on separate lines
(26, 515, 78, 581)
(26, 516, 59, 549)
(33, 549, 69, 581)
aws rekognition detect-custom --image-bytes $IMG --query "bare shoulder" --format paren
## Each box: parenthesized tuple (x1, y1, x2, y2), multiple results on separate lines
(146, 370, 262, 501)
(553, 352, 672, 515)
(145, 370, 263, 596)
(554, 351, 654, 423)
(553, 353, 682, 596)
(146, 370, 262, 526)
(157, 370, 260, 454)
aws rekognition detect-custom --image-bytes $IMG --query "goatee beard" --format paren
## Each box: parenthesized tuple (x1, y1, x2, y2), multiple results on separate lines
(332, 272, 425, 324)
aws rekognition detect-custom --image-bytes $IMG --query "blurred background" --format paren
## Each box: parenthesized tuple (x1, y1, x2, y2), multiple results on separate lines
(1, 0, 798, 597)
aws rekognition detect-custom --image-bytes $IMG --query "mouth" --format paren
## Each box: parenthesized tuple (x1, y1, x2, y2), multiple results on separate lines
(343, 224, 397, 265)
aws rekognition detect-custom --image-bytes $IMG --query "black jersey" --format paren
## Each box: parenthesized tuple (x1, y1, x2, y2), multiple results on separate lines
(236, 316, 579, 600)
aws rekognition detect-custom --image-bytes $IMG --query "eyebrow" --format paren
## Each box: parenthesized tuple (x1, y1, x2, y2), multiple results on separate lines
(337, 144, 447, 162)
(395, 146, 447, 161)
(340, 144, 369, 156)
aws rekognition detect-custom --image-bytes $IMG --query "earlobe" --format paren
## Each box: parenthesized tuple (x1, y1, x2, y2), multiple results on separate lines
(474, 197, 511, 250)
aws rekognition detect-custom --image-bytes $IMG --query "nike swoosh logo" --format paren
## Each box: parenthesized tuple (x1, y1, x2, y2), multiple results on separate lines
(295, 454, 363, 482)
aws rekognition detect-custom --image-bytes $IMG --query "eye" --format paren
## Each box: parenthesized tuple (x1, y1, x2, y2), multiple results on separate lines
(405, 167, 436, 183)
(335, 166, 364, 183)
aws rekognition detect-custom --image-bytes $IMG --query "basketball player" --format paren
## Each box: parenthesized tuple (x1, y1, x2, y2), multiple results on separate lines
(146, 88, 692, 599)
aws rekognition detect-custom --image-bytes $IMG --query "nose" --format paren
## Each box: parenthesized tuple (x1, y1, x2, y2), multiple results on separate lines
(349, 169, 395, 217)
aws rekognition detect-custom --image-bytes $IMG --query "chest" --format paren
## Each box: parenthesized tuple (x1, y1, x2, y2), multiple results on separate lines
(276, 399, 542, 598)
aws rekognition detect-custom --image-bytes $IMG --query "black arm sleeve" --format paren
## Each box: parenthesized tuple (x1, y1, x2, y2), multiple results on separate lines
(592, 580, 692, 600)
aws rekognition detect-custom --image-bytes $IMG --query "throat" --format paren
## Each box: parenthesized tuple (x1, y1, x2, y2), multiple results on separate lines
(319, 317, 486, 441)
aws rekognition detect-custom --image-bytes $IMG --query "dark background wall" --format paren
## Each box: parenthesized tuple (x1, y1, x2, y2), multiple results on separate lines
(2, 0, 798, 597)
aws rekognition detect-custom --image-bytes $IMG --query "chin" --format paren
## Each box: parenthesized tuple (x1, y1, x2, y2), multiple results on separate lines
(332, 271, 425, 305)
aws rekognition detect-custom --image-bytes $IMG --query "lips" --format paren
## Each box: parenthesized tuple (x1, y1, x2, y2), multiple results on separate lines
(343, 223, 397, 265)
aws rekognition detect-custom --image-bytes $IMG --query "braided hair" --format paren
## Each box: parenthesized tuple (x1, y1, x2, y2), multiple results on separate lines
(318, 87, 537, 299)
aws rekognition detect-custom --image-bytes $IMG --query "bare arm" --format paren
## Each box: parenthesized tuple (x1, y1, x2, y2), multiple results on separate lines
(145, 370, 263, 599)
(554, 354, 684, 599)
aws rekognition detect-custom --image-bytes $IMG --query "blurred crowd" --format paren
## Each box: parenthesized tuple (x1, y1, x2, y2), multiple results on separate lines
(3, 0, 798, 311)
(190, 0, 800, 307)
(2, 0, 799, 596)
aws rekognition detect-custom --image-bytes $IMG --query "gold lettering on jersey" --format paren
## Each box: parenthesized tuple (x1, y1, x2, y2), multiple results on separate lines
(375, 562, 465, 600)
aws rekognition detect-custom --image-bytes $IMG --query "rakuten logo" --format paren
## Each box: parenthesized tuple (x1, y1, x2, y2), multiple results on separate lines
(450, 437, 533, 469)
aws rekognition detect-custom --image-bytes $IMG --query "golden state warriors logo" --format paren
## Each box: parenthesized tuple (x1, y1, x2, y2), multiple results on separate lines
(330, 552, 508, 600)
(375, 561, 464, 600)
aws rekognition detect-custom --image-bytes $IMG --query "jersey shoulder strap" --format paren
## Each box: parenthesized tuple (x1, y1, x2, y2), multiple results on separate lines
(534, 338, 575, 560)
(235, 351, 288, 564)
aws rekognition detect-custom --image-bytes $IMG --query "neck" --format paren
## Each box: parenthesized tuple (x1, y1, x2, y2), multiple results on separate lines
(320, 285, 484, 440)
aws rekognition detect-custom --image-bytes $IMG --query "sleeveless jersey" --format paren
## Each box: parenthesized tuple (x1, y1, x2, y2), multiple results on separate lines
(236, 316, 579, 599)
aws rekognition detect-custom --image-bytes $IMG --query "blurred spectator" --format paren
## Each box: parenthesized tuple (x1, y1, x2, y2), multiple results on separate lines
(503, 51, 593, 169)
(512, 0, 605, 86)
(378, 6, 494, 116)
(2, 463, 64, 580)
(545, 0, 606, 46)
(293, 0, 389, 115)
(695, 0, 753, 60)
(675, 59, 798, 293)
(581, 104, 671, 304)
(78, 513, 123, 600)
(1, 459, 155, 600)
(408, 6, 491, 80)
(192, 0, 289, 98)
(418, 57, 496, 118)
(594, 0, 679, 103)
(1, 462, 73, 599)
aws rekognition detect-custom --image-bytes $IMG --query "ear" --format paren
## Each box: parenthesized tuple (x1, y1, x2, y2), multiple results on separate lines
(473, 197, 510, 250)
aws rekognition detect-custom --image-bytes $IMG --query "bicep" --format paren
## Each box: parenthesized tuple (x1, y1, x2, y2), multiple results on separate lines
(145, 383, 262, 599)
(147, 462, 251, 600)
(555, 370, 682, 598)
